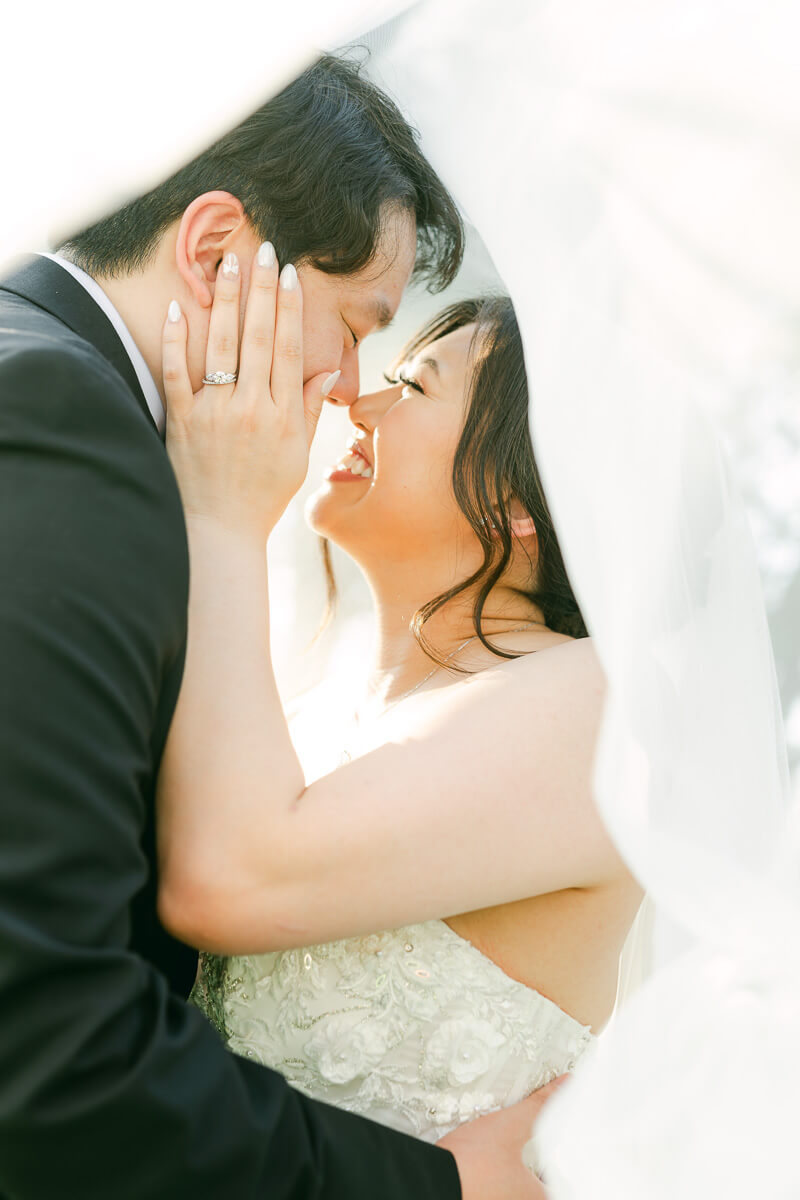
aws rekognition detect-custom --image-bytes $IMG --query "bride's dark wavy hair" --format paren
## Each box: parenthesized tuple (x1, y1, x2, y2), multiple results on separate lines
(321, 296, 588, 665)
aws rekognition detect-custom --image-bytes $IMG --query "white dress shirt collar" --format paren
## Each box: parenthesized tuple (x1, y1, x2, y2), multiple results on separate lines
(38, 252, 165, 434)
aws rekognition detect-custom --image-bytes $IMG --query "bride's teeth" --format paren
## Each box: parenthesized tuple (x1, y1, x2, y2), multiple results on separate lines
(332, 449, 372, 477)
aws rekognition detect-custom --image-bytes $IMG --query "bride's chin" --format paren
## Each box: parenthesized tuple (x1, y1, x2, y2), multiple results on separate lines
(304, 483, 359, 542)
(304, 486, 329, 535)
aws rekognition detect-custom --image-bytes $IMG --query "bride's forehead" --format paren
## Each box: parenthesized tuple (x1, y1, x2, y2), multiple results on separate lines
(410, 322, 479, 371)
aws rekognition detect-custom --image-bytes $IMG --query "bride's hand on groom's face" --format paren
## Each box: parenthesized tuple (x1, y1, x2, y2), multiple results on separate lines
(162, 244, 340, 542)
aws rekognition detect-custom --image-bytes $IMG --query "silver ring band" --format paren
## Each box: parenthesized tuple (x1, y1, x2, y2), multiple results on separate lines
(202, 370, 238, 386)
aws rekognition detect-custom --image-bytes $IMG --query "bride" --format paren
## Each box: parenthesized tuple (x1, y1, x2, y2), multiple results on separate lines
(157, 242, 644, 1147)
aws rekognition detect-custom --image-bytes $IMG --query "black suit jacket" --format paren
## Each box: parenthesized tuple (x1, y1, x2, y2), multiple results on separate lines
(0, 256, 461, 1200)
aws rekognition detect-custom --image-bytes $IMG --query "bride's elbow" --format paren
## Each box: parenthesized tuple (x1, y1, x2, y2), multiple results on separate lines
(156, 863, 250, 953)
(157, 870, 232, 952)
(157, 866, 311, 955)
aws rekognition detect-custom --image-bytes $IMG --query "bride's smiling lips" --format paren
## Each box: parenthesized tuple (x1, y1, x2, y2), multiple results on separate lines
(324, 436, 374, 484)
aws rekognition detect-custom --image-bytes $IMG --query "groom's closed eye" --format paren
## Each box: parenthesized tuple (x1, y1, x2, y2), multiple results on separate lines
(368, 298, 395, 331)
(346, 298, 397, 346)
(343, 318, 359, 349)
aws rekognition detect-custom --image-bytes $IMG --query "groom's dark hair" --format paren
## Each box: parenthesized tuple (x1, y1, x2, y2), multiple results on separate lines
(62, 54, 463, 291)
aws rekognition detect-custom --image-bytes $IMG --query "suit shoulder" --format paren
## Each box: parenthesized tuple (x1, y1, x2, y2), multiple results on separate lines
(0, 316, 182, 531)
(0, 328, 175, 519)
(0, 327, 146, 427)
(0, 290, 108, 370)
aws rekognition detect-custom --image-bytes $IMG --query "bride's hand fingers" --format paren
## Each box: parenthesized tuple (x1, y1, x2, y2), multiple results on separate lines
(304, 369, 342, 448)
(271, 263, 303, 421)
(162, 300, 192, 420)
(237, 242, 279, 398)
(204, 252, 242, 382)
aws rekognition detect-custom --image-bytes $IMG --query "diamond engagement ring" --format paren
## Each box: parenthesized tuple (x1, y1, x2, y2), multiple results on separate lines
(202, 371, 238, 385)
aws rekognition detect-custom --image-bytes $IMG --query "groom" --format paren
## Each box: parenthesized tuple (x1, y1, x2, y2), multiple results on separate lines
(0, 55, 554, 1199)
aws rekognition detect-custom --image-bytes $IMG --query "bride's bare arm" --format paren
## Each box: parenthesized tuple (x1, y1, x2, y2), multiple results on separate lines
(157, 250, 626, 954)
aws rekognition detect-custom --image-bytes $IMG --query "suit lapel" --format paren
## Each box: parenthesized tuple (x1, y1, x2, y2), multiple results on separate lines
(0, 255, 158, 434)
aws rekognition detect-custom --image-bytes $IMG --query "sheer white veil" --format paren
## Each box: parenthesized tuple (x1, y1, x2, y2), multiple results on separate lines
(5, 2, 798, 1194)
(353, 4, 799, 1194)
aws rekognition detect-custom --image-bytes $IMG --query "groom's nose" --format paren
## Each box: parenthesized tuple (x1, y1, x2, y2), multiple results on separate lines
(322, 346, 360, 406)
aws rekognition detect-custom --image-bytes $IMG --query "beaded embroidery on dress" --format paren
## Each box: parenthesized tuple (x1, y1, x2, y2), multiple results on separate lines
(189, 683, 595, 1141)
(192, 921, 594, 1140)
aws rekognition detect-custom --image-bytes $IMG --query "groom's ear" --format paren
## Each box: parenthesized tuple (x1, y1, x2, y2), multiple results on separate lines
(175, 191, 247, 309)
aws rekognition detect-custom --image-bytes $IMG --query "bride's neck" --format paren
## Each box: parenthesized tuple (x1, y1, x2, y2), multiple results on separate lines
(363, 576, 542, 710)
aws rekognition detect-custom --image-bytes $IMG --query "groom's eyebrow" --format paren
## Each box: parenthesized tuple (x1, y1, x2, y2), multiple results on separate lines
(367, 298, 395, 330)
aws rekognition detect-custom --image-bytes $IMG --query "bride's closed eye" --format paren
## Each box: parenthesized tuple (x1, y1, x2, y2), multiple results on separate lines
(383, 370, 425, 394)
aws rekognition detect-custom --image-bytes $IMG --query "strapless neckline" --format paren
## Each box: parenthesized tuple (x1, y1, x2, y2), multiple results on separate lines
(433, 917, 590, 1034)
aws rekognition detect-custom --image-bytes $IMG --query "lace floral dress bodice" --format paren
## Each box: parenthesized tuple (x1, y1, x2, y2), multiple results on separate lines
(192, 919, 594, 1141)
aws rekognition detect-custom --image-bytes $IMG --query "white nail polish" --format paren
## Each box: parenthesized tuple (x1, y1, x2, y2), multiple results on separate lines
(279, 263, 298, 290)
(222, 252, 239, 278)
(168, 300, 181, 323)
(321, 369, 342, 398)
(257, 241, 276, 268)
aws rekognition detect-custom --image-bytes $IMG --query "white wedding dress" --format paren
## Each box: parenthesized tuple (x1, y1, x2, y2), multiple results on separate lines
(191, 918, 594, 1141)
(190, 686, 595, 1142)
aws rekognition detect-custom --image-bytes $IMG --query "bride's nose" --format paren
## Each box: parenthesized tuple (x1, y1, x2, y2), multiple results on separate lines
(347, 383, 402, 432)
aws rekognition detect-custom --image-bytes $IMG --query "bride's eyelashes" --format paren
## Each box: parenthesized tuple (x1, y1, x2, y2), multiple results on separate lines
(383, 370, 425, 394)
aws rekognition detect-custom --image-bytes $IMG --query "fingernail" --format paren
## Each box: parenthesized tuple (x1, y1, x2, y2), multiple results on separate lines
(321, 369, 342, 398)
(279, 263, 298, 290)
(257, 241, 276, 269)
(222, 252, 239, 279)
(168, 300, 181, 323)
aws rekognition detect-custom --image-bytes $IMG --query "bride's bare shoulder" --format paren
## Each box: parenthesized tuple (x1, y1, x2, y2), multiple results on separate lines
(530, 633, 603, 677)
(469, 633, 604, 696)
(436, 635, 606, 750)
